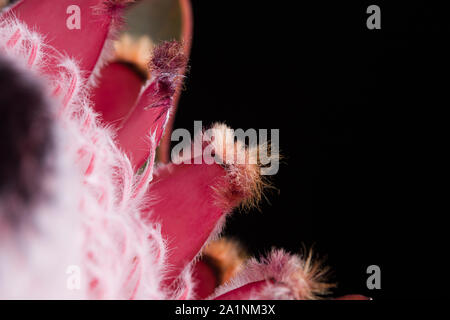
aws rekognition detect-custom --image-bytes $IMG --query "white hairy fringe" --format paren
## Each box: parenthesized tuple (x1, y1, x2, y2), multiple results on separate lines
(209, 249, 329, 300)
(0, 18, 169, 299)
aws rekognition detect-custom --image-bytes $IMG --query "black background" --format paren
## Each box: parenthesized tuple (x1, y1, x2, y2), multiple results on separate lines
(0, 0, 445, 304)
(173, 1, 447, 299)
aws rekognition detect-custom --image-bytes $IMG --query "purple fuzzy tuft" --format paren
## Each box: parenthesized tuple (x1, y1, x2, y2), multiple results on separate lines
(150, 41, 187, 77)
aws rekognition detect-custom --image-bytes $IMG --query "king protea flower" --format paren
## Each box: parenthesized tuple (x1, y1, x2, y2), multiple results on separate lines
(0, 0, 366, 300)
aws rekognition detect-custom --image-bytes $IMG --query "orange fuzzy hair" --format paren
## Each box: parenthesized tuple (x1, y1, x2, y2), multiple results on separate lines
(202, 238, 247, 285)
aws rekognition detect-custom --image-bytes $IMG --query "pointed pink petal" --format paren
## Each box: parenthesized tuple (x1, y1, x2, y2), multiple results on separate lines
(142, 124, 266, 283)
(335, 295, 371, 300)
(91, 62, 143, 127)
(4, 0, 134, 76)
(143, 161, 227, 281)
(115, 41, 187, 170)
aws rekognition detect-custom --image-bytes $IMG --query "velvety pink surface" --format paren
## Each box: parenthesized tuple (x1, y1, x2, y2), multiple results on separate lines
(144, 160, 227, 280)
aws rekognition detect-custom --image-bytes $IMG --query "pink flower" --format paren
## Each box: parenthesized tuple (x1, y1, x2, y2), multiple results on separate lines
(0, 0, 365, 300)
